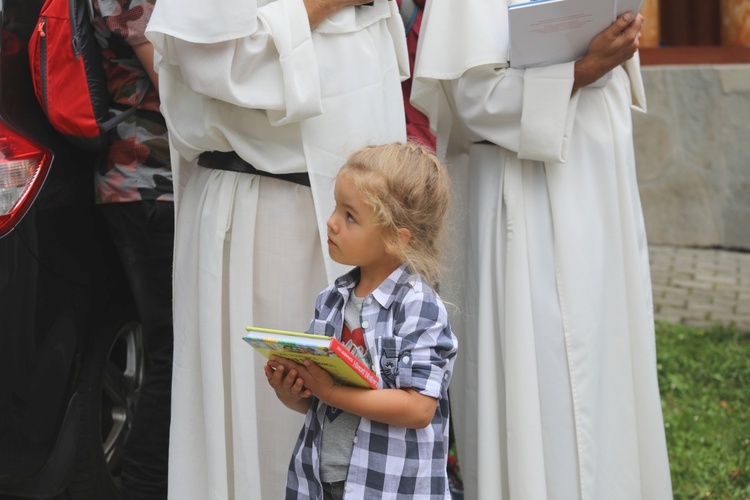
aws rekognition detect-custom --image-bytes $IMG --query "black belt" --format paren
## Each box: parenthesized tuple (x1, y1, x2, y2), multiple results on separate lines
(197, 151, 310, 187)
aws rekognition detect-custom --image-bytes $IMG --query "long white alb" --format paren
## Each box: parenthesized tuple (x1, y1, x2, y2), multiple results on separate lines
(412, 0, 673, 499)
(146, 1, 407, 498)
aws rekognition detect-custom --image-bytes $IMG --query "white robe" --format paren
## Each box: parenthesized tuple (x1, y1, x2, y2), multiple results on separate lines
(412, 1, 673, 499)
(146, 1, 407, 498)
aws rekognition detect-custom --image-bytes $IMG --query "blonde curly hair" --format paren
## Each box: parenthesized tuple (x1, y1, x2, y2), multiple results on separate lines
(338, 142, 450, 287)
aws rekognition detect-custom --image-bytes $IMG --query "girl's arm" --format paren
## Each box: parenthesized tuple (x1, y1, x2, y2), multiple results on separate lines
(267, 357, 438, 428)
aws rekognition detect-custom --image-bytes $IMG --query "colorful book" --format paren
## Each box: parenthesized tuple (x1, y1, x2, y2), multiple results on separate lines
(243, 326, 379, 390)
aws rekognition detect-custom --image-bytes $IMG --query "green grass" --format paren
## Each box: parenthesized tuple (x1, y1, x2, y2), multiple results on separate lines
(656, 321, 750, 499)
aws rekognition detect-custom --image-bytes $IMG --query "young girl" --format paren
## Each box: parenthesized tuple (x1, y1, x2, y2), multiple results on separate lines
(264, 142, 458, 500)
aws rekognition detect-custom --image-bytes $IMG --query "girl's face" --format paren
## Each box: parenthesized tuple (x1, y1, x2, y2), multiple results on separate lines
(326, 175, 392, 273)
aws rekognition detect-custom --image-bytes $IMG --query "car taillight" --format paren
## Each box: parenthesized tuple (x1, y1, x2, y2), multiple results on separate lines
(0, 121, 51, 238)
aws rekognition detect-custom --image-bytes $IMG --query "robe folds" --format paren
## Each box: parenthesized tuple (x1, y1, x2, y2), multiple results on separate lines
(146, 1, 407, 498)
(412, 1, 673, 499)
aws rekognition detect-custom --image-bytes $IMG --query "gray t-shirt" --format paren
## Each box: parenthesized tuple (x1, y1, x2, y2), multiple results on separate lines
(319, 294, 368, 483)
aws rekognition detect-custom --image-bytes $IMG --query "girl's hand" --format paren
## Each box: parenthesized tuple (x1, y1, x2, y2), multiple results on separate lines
(271, 357, 340, 403)
(573, 12, 644, 90)
(264, 358, 312, 414)
(298, 359, 339, 400)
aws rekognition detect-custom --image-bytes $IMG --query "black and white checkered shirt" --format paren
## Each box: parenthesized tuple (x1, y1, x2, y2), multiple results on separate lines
(285, 264, 458, 499)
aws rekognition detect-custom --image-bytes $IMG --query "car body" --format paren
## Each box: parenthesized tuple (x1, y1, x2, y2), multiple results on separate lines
(0, 0, 143, 497)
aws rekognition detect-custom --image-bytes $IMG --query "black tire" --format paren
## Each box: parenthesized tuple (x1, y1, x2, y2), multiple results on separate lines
(66, 306, 144, 500)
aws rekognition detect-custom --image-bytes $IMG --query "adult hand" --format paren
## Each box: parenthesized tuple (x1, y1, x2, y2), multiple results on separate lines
(304, 0, 375, 29)
(573, 12, 644, 91)
(133, 42, 159, 93)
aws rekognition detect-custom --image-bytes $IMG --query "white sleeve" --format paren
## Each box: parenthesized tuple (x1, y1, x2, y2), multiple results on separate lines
(451, 62, 580, 163)
(158, 0, 322, 125)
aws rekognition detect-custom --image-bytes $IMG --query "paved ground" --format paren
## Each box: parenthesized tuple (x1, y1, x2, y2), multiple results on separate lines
(649, 245, 750, 332)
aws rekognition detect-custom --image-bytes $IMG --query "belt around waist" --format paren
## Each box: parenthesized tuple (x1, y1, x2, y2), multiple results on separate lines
(197, 151, 311, 187)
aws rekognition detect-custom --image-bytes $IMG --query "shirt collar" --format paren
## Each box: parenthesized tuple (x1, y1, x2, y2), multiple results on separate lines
(334, 264, 414, 309)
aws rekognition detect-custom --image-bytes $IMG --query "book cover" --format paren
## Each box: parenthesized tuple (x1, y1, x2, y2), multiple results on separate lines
(508, 0, 643, 70)
(243, 326, 379, 390)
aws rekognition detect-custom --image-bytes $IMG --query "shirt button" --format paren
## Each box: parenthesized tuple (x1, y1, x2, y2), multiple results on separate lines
(345, 486, 353, 493)
(402, 355, 410, 364)
(353, 436, 358, 444)
(365, 297, 372, 305)
(361, 321, 370, 329)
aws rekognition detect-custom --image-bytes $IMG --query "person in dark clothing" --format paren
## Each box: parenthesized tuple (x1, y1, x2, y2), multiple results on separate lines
(90, 1, 173, 498)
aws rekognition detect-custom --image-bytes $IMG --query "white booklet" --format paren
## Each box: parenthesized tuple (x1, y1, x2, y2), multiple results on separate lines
(508, 0, 643, 70)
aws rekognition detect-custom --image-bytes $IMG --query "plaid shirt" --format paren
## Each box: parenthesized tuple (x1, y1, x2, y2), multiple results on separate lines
(286, 265, 458, 499)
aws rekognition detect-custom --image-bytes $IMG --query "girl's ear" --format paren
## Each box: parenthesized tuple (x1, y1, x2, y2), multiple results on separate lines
(397, 228, 412, 247)
(386, 228, 412, 255)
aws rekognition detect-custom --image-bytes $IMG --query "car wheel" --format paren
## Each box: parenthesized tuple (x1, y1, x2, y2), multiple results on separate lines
(66, 306, 144, 499)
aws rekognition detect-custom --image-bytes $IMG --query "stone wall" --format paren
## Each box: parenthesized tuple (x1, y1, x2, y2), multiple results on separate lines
(633, 64, 750, 250)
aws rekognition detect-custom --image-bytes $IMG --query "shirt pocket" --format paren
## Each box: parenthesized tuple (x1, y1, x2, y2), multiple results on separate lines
(376, 336, 412, 389)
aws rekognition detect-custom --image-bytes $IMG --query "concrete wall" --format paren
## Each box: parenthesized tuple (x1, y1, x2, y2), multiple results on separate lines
(633, 64, 750, 250)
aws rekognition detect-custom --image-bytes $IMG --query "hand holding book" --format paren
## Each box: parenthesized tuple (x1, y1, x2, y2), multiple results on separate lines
(508, 0, 644, 73)
(264, 357, 314, 414)
(249, 326, 440, 429)
(572, 10, 644, 89)
(244, 326, 379, 390)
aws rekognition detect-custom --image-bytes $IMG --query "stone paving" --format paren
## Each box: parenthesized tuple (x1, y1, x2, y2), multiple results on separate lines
(649, 245, 750, 332)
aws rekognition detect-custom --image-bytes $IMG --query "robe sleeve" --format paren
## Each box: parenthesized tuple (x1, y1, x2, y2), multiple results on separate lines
(150, 0, 322, 125)
(450, 62, 581, 163)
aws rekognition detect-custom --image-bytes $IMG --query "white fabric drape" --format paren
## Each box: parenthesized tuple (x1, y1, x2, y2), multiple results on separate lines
(413, 1, 671, 499)
(146, 1, 407, 497)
